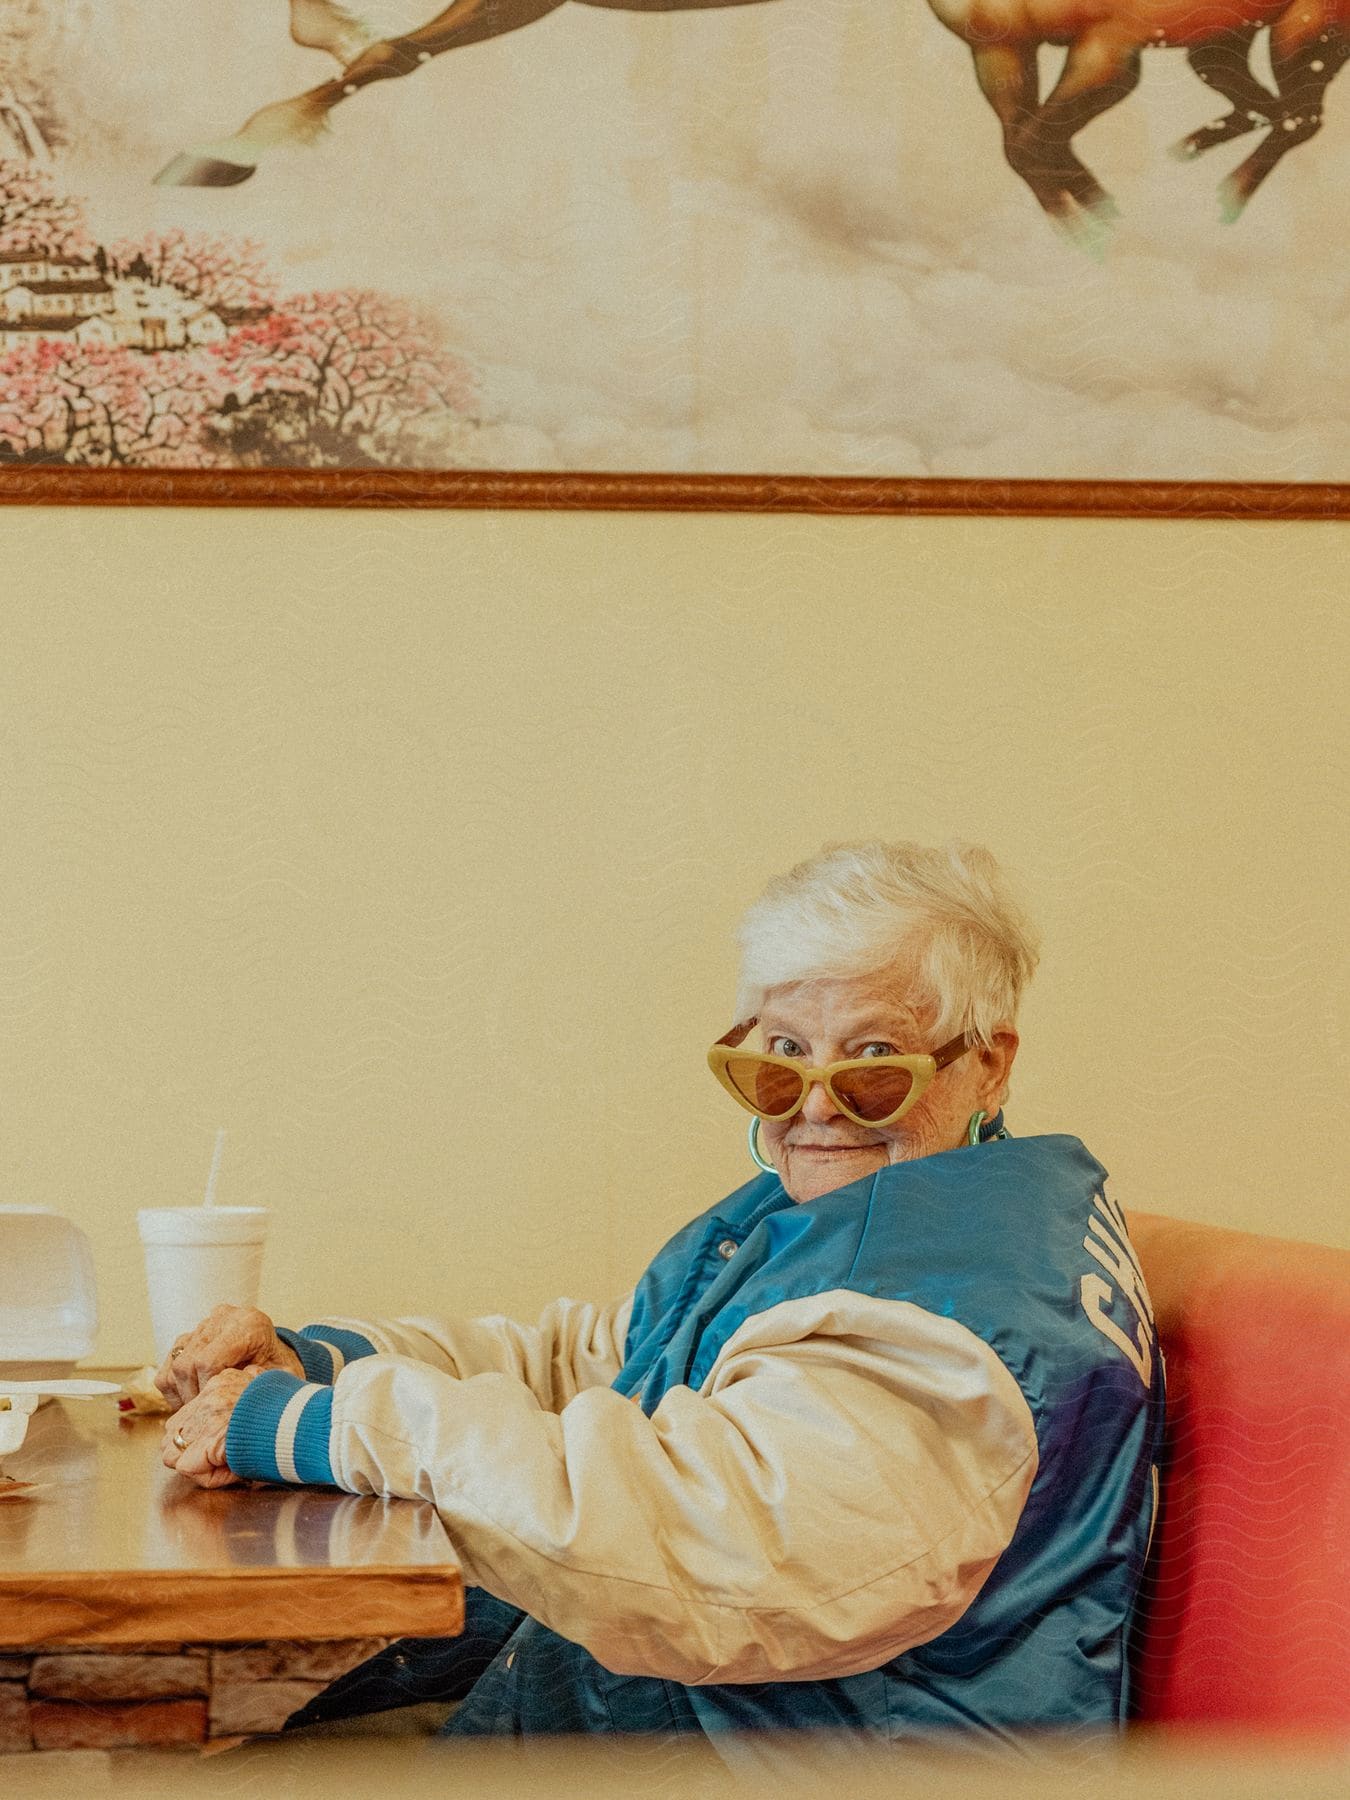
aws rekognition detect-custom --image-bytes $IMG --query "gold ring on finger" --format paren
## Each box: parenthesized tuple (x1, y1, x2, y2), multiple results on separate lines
(173, 1430, 188, 1451)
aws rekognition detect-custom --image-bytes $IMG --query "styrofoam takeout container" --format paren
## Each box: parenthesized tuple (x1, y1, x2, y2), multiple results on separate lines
(0, 1380, 120, 1456)
(0, 1205, 98, 1388)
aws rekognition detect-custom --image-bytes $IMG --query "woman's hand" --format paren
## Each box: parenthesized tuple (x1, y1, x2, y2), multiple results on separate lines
(154, 1304, 304, 1408)
(161, 1365, 267, 1488)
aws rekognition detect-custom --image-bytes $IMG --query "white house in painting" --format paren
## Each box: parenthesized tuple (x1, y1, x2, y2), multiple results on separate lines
(0, 252, 103, 293)
(109, 279, 226, 351)
(0, 312, 116, 353)
(1, 275, 115, 320)
(0, 252, 226, 353)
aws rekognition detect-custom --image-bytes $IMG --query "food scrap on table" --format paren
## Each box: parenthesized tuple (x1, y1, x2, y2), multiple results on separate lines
(118, 1367, 174, 1416)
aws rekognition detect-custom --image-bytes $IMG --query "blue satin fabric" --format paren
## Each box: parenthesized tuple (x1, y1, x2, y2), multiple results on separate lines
(296, 1127, 1165, 1754)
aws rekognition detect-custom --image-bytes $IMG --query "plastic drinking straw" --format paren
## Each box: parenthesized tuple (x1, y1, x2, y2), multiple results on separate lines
(203, 1127, 226, 1209)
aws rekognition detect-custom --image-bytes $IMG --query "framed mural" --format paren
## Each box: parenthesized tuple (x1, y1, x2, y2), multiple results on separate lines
(0, 0, 1345, 514)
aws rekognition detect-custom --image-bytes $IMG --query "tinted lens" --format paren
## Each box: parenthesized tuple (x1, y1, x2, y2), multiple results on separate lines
(725, 1057, 806, 1118)
(831, 1064, 914, 1122)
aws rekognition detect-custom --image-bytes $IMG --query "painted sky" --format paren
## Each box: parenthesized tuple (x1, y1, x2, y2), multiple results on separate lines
(9, 0, 1350, 476)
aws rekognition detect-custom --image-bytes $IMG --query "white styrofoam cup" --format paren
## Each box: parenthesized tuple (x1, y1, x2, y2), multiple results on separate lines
(136, 1207, 270, 1365)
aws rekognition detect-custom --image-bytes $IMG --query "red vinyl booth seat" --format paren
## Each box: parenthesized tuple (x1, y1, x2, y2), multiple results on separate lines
(1124, 1211, 1350, 1732)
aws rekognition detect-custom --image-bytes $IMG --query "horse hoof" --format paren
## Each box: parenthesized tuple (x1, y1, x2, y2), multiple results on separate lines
(154, 152, 256, 187)
(1053, 199, 1116, 262)
(1217, 177, 1246, 224)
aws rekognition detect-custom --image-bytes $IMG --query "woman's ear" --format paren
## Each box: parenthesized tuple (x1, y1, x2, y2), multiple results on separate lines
(980, 1028, 1019, 1108)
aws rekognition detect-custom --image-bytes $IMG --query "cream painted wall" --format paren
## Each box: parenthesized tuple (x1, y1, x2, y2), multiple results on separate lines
(0, 507, 1345, 1367)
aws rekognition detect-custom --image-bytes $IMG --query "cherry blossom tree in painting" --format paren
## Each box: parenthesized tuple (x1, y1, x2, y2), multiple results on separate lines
(0, 157, 479, 468)
(0, 338, 228, 466)
(209, 290, 478, 468)
(0, 158, 94, 259)
(107, 228, 277, 317)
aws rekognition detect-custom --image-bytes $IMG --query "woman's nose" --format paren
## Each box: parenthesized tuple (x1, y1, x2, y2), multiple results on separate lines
(800, 1077, 841, 1122)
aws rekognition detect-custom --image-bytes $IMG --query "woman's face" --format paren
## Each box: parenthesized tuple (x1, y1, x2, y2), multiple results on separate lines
(755, 965, 1018, 1204)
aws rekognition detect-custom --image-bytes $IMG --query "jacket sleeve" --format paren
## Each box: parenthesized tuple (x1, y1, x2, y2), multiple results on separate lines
(274, 1292, 633, 1411)
(229, 1289, 1038, 1685)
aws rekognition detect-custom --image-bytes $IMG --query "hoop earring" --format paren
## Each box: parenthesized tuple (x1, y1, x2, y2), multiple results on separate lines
(966, 1110, 986, 1147)
(748, 1117, 776, 1173)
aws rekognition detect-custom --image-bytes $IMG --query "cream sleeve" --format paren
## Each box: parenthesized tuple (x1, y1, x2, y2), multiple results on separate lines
(324, 1290, 1039, 1685)
(291, 1292, 634, 1412)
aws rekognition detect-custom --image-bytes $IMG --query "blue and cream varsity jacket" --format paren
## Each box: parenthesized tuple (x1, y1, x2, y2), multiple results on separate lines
(226, 1126, 1165, 1746)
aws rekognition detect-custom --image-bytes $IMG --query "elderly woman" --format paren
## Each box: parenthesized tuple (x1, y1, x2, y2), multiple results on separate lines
(158, 840, 1164, 1749)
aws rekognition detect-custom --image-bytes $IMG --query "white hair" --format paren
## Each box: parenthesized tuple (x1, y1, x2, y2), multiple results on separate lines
(734, 840, 1041, 1051)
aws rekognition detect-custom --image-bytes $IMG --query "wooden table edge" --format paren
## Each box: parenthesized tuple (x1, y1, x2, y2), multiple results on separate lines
(0, 1564, 465, 1648)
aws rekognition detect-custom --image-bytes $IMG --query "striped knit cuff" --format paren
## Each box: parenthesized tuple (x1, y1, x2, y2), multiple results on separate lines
(276, 1324, 378, 1383)
(226, 1369, 336, 1487)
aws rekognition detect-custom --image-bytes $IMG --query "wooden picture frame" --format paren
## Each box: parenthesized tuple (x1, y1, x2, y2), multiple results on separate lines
(0, 469, 1346, 516)
(2, 4, 1347, 518)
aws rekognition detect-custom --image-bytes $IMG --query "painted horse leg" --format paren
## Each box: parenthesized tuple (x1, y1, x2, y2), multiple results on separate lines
(1219, 14, 1346, 218)
(156, 0, 569, 185)
(1000, 30, 1141, 252)
(971, 44, 1079, 220)
(1171, 25, 1279, 159)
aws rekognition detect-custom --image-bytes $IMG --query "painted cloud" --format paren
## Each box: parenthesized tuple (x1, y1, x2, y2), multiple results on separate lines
(2, 0, 1345, 475)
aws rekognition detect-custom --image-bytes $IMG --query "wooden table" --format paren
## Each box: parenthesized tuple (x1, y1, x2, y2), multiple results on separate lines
(0, 1376, 463, 1752)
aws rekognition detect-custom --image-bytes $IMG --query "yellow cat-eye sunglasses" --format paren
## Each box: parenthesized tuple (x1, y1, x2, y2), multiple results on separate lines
(708, 1017, 973, 1129)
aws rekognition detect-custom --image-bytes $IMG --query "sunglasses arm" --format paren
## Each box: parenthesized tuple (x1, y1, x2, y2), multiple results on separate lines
(715, 1017, 759, 1050)
(931, 1033, 974, 1070)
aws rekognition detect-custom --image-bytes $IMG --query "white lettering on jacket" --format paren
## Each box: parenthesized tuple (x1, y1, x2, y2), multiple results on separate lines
(1079, 1190, 1155, 1388)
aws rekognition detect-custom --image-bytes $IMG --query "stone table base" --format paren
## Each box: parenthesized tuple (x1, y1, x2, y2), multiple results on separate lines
(0, 1639, 391, 1752)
